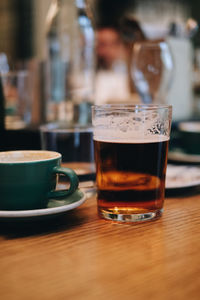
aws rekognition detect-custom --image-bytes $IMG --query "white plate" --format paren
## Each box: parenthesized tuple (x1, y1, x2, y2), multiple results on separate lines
(168, 149, 200, 163)
(0, 189, 86, 221)
(166, 164, 200, 189)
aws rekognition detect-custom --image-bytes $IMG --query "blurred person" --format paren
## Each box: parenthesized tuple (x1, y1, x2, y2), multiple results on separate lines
(94, 17, 146, 104)
(95, 26, 130, 104)
(96, 27, 126, 70)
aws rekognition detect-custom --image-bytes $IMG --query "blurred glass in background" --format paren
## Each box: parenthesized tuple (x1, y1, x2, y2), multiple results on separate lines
(40, 123, 95, 179)
(44, 0, 95, 124)
(1, 70, 32, 129)
(131, 40, 174, 104)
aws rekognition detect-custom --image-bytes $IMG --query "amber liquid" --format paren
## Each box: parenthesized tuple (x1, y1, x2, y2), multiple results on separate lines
(94, 139, 169, 219)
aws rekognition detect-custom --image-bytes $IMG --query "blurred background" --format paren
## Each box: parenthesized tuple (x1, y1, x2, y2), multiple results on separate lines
(1, 0, 200, 149)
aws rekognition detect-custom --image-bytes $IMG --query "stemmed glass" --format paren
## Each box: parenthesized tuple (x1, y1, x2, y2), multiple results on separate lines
(130, 40, 174, 103)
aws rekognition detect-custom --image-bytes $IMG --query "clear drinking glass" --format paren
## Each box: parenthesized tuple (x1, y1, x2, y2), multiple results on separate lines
(40, 122, 95, 178)
(92, 104, 172, 222)
(40, 122, 96, 195)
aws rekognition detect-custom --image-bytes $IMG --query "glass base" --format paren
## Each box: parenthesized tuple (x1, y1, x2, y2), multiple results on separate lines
(98, 208, 163, 223)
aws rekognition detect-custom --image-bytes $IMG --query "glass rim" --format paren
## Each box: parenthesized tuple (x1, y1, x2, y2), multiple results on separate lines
(40, 122, 93, 133)
(92, 104, 172, 111)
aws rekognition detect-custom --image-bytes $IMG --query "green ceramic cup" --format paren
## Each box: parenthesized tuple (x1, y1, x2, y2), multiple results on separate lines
(0, 150, 79, 210)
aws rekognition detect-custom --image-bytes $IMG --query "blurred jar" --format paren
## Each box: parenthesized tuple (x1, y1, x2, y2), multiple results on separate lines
(44, 0, 95, 125)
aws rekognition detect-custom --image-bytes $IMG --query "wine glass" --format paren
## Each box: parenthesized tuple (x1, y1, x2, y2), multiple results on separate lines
(130, 40, 174, 103)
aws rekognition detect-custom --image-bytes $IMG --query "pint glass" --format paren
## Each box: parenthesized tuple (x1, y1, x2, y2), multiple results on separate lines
(92, 104, 172, 222)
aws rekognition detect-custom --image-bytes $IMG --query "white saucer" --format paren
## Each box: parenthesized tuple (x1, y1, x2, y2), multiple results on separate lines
(0, 189, 86, 221)
(166, 164, 200, 190)
(168, 149, 200, 163)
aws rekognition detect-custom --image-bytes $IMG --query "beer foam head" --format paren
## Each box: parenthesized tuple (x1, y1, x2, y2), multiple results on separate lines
(92, 105, 171, 143)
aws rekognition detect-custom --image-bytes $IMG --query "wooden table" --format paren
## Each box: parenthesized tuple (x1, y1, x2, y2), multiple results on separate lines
(0, 188, 200, 300)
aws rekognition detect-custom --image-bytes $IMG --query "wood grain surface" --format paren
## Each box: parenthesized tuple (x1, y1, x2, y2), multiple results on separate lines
(0, 190, 200, 300)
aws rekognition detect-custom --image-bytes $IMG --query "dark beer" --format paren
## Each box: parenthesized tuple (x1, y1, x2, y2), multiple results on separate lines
(94, 137, 169, 220)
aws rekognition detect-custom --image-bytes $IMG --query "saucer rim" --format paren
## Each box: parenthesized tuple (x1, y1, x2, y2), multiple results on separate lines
(166, 164, 200, 190)
(0, 189, 86, 218)
(168, 148, 200, 163)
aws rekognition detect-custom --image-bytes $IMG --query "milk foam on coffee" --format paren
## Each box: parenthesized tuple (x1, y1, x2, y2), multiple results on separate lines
(0, 151, 61, 163)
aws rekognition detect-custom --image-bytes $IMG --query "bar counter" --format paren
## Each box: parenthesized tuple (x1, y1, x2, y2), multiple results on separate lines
(0, 189, 199, 300)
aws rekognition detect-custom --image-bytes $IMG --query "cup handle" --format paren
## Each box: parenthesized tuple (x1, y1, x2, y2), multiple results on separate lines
(48, 166, 79, 199)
